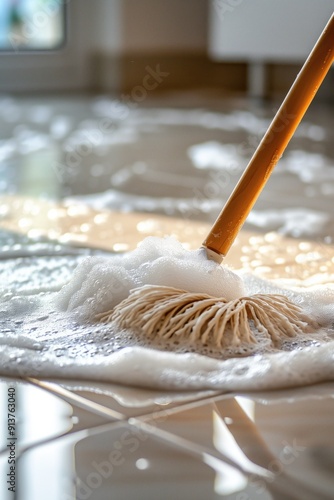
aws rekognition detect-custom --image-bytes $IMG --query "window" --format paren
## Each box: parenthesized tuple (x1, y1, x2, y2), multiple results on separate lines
(0, 1, 93, 92)
(0, 0, 66, 52)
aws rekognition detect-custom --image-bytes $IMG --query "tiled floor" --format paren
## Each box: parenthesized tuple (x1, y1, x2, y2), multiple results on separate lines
(2, 377, 334, 499)
(1, 90, 334, 499)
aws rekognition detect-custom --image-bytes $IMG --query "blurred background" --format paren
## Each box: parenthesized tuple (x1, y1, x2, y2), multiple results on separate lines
(1, 6, 334, 500)
(0, 0, 334, 241)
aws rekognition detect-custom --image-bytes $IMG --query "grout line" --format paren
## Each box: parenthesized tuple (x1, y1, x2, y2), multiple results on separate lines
(24, 378, 272, 481)
(26, 378, 127, 421)
(26, 377, 227, 422)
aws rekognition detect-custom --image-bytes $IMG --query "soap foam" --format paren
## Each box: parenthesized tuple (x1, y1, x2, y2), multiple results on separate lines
(56, 237, 245, 321)
(1, 237, 334, 391)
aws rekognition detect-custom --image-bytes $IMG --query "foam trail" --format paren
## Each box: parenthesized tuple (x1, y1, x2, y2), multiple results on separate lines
(1, 237, 334, 390)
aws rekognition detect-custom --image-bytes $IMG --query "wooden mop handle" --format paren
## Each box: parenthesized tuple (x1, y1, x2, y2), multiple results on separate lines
(203, 13, 334, 260)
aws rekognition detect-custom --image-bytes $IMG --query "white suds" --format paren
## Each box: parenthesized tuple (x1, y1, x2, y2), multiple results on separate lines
(56, 237, 245, 321)
(1, 237, 334, 391)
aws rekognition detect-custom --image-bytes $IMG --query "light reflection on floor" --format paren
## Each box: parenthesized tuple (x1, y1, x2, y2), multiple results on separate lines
(1, 378, 334, 499)
(1, 93, 334, 240)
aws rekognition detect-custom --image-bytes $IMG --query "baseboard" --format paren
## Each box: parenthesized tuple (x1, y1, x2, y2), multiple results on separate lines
(90, 51, 334, 101)
(90, 51, 247, 94)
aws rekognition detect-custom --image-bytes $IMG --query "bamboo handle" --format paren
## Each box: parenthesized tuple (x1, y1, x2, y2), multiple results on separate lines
(203, 13, 334, 261)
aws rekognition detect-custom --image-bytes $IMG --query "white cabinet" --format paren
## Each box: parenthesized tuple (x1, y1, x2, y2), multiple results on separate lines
(209, 0, 334, 96)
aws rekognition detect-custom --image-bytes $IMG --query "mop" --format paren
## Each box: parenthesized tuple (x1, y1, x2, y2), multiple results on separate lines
(98, 14, 334, 348)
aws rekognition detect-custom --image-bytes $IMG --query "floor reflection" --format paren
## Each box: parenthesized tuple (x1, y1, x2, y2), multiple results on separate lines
(1, 376, 334, 499)
(1, 91, 334, 499)
(1, 94, 334, 240)
(0, 379, 73, 499)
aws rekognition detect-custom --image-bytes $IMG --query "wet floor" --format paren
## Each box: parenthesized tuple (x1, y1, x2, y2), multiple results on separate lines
(1, 90, 334, 499)
(1, 91, 334, 241)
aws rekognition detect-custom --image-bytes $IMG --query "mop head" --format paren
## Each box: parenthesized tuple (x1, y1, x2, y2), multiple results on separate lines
(56, 236, 316, 348)
(97, 285, 314, 347)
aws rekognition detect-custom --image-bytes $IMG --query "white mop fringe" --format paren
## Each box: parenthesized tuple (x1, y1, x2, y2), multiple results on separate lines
(96, 285, 315, 347)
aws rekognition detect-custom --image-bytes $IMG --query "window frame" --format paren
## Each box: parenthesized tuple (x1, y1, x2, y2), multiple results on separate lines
(0, 1, 93, 92)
